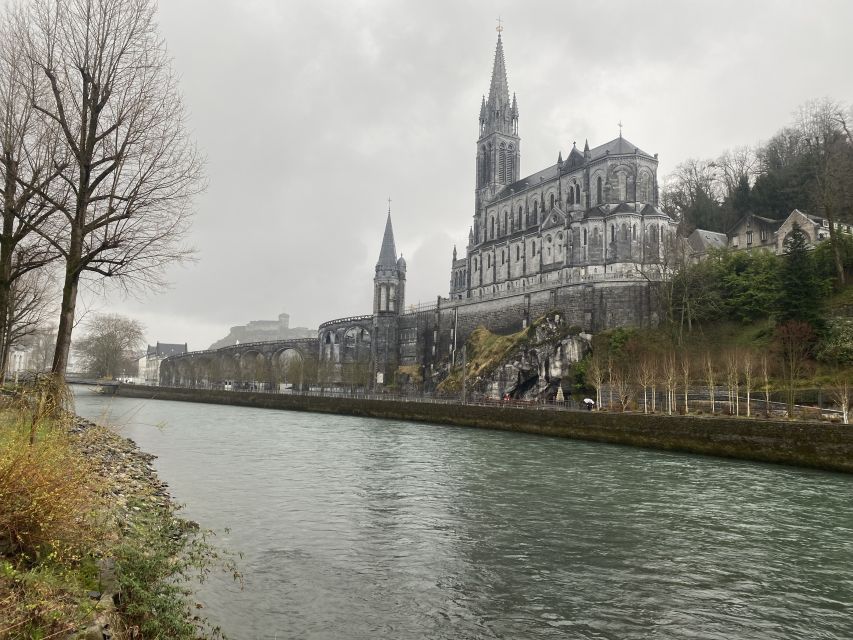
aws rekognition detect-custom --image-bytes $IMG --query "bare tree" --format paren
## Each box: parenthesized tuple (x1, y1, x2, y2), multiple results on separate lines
(1, 265, 55, 379)
(0, 5, 62, 376)
(704, 351, 717, 414)
(680, 350, 691, 414)
(73, 312, 144, 378)
(742, 349, 754, 418)
(635, 349, 656, 414)
(586, 350, 605, 409)
(775, 320, 816, 417)
(761, 353, 772, 417)
(828, 370, 851, 424)
(23, 0, 204, 380)
(795, 99, 853, 285)
(662, 350, 677, 415)
(717, 146, 759, 197)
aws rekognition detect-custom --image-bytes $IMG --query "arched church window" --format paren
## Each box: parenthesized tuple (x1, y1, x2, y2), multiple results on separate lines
(583, 228, 587, 246)
(502, 250, 506, 265)
(611, 224, 616, 242)
(622, 223, 629, 240)
(507, 146, 514, 180)
(632, 224, 637, 240)
(550, 194, 555, 210)
(503, 211, 508, 235)
(490, 217, 496, 239)
(516, 246, 520, 260)
(569, 186, 574, 204)
(531, 242, 536, 256)
(597, 176, 603, 205)
(517, 206, 523, 227)
(499, 143, 507, 183)
(576, 183, 581, 204)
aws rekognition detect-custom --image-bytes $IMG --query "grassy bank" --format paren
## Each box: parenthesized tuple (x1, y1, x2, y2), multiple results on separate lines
(0, 390, 239, 639)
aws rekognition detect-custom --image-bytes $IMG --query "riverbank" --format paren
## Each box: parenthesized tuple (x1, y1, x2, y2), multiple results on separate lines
(0, 407, 235, 639)
(109, 385, 853, 474)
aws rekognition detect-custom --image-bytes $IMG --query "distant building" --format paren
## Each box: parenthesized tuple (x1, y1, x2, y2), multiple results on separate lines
(693, 208, 851, 258)
(144, 342, 187, 385)
(209, 312, 314, 350)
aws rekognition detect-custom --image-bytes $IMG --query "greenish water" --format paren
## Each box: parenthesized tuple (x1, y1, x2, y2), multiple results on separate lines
(74, 388, 853, 640)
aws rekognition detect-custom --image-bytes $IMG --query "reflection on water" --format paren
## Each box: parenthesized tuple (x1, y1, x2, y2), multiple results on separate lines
(74, 387, 853, 640)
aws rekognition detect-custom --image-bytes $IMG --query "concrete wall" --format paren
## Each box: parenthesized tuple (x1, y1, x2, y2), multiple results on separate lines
(112, 385, 853, 474)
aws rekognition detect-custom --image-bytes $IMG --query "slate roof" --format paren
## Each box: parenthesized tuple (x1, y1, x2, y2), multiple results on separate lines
(587, 136, 652, 160)
(377, 213, 398, 267)
(689, 229, 728, 252)
(147, 343, 187, 358)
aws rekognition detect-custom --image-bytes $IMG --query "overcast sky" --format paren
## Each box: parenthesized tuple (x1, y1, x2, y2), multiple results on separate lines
(88, 0, 853, 350)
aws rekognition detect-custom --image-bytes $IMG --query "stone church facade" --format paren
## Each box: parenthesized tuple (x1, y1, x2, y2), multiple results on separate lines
(161, 34, 677, 391)
(450, 34, 675, 303)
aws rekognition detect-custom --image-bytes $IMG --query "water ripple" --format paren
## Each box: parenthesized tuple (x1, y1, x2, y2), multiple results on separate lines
(75, 390, 853, 640)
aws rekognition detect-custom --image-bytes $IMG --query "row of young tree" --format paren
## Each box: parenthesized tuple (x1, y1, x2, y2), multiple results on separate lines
(662, 99, 853, 283)
(0, 0, 202, 382)
(585, 320, 851, 423)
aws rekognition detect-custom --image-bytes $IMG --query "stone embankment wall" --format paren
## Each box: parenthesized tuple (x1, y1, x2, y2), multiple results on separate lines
(111, 385, 853, 474)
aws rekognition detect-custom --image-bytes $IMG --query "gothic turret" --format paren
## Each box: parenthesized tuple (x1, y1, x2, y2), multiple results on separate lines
(475, 32, 521, 195)
(373, 212, 405, 315)
(372, 209, 406, 389)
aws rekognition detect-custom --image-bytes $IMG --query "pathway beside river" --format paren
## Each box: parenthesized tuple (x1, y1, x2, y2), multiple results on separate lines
(75, 387, 853, 640)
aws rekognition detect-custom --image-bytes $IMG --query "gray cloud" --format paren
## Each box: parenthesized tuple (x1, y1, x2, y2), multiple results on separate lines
(92, 0, 853, 349)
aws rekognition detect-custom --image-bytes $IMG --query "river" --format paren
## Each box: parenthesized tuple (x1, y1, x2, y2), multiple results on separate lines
(73, 387, 853, 640)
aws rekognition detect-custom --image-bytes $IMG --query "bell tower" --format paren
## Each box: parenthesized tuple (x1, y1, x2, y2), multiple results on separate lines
(475, 30, 520, 205)
(372, 206, 406, 388)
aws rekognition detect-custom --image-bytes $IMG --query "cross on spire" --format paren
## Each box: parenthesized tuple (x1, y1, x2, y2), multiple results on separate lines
(496, 16, 503, 34)
(618, 120, 623, 138)
(387, 196, 391, 214)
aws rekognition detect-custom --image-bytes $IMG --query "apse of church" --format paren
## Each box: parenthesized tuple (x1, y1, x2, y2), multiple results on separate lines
(450, 34, 675, 301)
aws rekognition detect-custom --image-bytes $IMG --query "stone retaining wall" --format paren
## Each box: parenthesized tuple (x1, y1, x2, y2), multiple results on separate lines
(111, 385, 853, 474)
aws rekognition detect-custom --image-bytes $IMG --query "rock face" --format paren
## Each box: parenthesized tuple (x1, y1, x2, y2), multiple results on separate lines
(473, 313, 592, 401)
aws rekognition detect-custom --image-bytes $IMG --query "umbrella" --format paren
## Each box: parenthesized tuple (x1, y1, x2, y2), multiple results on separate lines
(583, 398, 595, 405)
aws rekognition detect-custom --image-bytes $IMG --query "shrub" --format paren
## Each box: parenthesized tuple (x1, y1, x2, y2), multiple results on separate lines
(0, 420, 104, 563)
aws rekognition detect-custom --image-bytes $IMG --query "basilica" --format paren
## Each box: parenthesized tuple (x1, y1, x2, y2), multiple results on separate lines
(449, 33, 676, 300)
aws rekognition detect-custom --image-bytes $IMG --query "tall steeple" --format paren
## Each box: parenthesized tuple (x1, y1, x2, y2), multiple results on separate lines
(475, 30, 521, 194)
(377, 212, 397, 268)
(374, 205, 405, 316)
(482, 34, 516, 136)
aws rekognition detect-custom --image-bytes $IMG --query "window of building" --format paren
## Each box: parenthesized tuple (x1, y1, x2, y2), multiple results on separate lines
(760, 227, 767, 242)
(597, 176, 603, 204)
(632, 224, 637, 240)
(531, 242, 536, 256)
(583, 228, 587, 246)
(576, 183, 581, 204)
(550, 194, 555, 210)
(747, 230, 753, 245)
(569, 186, 574, 204)
(611, 224, 616, 242)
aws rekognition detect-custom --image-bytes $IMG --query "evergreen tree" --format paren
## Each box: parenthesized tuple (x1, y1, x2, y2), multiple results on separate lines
(777, 225, 827, 328)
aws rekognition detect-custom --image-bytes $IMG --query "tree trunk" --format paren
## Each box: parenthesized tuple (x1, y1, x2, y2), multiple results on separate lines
(51, 262, 81, 381)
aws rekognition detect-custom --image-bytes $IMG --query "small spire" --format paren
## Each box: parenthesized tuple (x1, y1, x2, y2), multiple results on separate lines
(557, 151, 563, 163)
(511, 92, 518, 117)
(584, 139, 589, 152)
(573, 140, 577, 148)
(479, 95, 486, 121)
(377, 211, 398, 268)
(452, 245, 457, 261)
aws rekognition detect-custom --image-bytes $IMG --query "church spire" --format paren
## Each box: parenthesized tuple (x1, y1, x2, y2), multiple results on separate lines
(481, 32, 516, 137)
(377, 211, 397, 268)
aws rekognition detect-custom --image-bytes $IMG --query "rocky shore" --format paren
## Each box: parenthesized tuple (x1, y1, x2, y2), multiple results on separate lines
(66, 416, 178, 640)
(1, 409, 227, 640)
